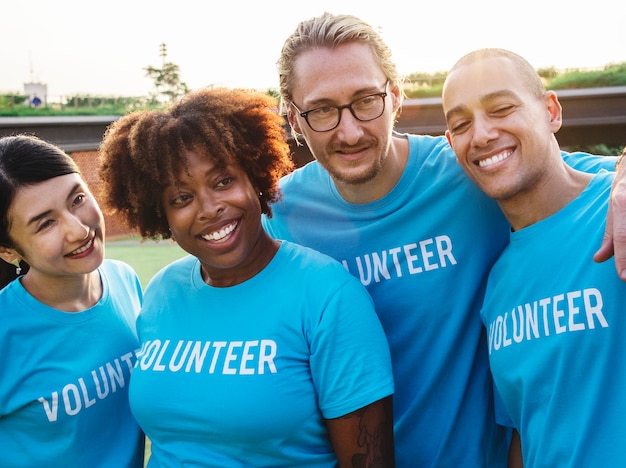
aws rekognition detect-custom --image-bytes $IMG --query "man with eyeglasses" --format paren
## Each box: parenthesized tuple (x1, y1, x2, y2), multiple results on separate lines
(262, 12, 621, 467)
(290, 81, 389, 134)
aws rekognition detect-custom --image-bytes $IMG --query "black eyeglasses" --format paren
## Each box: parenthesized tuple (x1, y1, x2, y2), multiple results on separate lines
(292, 81, 389, 132)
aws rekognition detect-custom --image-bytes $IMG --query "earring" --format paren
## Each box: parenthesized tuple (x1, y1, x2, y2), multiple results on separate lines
(13, 259, 21, 275)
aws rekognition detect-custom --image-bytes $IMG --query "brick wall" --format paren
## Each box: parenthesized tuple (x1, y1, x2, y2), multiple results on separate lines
(71, 150, 136, 240)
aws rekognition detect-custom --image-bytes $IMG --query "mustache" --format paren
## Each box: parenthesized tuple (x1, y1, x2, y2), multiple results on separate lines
(331, 138, 377, 152)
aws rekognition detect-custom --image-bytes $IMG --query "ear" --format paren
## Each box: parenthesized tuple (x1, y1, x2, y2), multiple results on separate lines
(0, 245, 20, 266)
(445, 130, 460, 163)
(287, 107, 303, 135)
(389, 81, 403, 114)
(545, 91, 562, 133)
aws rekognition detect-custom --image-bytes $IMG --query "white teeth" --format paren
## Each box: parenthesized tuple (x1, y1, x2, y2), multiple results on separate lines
(202, 222, 237, 242)
(70, 238, 93, 255)
(478, 150, 512, 168)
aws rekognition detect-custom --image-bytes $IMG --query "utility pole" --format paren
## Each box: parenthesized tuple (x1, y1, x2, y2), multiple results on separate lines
(159, 43, 167, 66)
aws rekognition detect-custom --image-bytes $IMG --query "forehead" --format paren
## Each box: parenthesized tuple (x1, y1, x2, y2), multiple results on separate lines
(181, 149, 229, 170)
(443, 56, 526, 108)
(172, 149, 241, 180)
(291, 42, 385, 105)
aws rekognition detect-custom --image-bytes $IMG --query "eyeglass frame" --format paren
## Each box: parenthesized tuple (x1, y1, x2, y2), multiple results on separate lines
(290, 80, 390, 132)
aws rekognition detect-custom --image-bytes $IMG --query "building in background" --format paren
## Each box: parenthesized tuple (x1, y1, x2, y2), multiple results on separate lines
(24, 82, 47, 107)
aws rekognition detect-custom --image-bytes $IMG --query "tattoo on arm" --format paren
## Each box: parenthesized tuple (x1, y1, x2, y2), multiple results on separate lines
(331, 396, 395, 468)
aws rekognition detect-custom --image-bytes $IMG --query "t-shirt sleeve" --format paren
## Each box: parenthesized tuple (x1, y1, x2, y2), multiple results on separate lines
(309, 274, 394, 419)
(493, 374, 515, 428)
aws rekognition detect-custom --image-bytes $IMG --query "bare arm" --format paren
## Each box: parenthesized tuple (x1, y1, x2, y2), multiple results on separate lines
(325, 395, 395, 468)
(594, 148, 626, 280)
(508, 428, 523, 468)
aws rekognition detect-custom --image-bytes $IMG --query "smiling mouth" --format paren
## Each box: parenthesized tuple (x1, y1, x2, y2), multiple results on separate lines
(478, 149, 513, 168)
(67, 238, 93, 256)
(201, 222, 237, 242)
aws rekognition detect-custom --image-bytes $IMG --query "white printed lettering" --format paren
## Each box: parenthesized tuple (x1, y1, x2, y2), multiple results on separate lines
(135, 339, 279, 375)
(38, 351, 137, 422)
(342, 235, 458, 286)
(487, 288, 610, 355)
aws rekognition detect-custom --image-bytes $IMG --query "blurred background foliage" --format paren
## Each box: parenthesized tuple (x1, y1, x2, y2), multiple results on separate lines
(2, 57, 624, 156)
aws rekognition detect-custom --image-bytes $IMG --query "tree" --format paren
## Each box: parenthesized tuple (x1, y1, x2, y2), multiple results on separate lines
(144, 43, 189, 103)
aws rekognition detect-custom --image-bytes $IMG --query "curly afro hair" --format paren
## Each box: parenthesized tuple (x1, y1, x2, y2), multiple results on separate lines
(98, 87, 295, 240)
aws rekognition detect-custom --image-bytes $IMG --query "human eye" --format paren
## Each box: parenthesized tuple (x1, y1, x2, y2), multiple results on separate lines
(176, 193, 193, 205)
(355, 94, 379, 109)
(71, 193, 87, 207)
(35, 217, 55, 233)
(215, 176, 235, 189)
(448, 118, 471, 135)
(165, 189, 192, 207)
(491, 103, 516, 116)
(309, 106, 336, 119)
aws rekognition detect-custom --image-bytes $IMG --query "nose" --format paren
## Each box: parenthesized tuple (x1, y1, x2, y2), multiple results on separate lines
(67, 215, 90, 241)
(335, 107, 365, 145)
(471, 115, 498, 148)
(196, 190, 224, 220)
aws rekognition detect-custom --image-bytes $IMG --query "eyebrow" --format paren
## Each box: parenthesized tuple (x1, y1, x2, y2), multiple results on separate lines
(167, 161, 232, 192)
(303, 83, 386, 108)
(26, 182, 82, 227)
(445, 89, 517, 122)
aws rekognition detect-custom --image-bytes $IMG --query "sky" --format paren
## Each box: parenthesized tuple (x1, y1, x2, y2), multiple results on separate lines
(1, 0, 624, 98)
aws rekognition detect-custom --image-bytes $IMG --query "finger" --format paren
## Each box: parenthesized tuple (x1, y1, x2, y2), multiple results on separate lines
(598, 171, 626, 280)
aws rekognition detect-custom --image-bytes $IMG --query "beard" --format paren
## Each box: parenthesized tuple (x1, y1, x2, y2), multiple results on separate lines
(329, 156, 384, 186)
(320, 138, 387, 186)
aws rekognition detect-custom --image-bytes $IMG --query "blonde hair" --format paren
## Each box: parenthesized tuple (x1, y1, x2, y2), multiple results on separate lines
(277, 12, 404, 106)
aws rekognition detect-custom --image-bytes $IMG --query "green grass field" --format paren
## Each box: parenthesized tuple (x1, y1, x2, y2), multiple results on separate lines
(105, 237, 187, 288)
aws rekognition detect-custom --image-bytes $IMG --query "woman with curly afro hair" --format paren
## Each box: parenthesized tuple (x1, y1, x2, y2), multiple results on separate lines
(98, 87, 395, 467)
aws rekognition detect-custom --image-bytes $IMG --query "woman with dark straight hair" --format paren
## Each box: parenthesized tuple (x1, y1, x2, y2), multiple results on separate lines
(0, 135, 145, 467)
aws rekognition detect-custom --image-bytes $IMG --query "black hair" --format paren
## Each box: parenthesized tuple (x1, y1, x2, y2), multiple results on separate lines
(0, 134, 80, 288)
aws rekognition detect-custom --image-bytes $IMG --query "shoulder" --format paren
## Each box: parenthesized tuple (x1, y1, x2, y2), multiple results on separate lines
(265, 162, 334, 233)
(272, 242, 374, 311)
(403, 133, 483, 191)
(278, 241, 356, 282)
(144, 254, 195, 290)
(404, 133, 462, 174)
(279, 161, 327, 190)
(405, 133, 454, 155)
(0, 279, 20, 310)
(562, 151, 618, 172)
(100, 259, 143, 305)
(588, 169, 615, 198)
(279, 240, 336, 262)
(101, 258, 141, 285)
(594, 168, 616, 182)
(101, 258, 137, 276)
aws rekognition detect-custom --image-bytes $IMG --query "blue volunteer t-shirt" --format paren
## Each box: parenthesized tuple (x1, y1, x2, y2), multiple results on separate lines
(262, 132, 616, 467)
(484, 171, 626, 466)
(0, 259, 144, 468)
(130, 241, 393, 467)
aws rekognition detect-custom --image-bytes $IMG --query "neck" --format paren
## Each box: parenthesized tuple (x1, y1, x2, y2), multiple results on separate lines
(500, 161, 593, 231)
(21, 269, 102, 312)
(201, 233, 280, 288)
